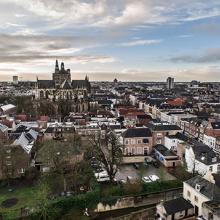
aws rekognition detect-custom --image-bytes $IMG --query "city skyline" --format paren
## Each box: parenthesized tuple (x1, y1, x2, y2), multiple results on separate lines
(1, 1, 220, 81)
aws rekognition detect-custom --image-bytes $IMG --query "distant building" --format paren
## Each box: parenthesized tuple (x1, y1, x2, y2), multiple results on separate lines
(166, 77, 174, 89)
(12, 76, 18, 84)
(35, 60, 91, 112)
(113, 78, 118, 83)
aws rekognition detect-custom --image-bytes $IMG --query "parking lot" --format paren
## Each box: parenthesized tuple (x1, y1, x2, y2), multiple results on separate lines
(115, 164, 176, 182)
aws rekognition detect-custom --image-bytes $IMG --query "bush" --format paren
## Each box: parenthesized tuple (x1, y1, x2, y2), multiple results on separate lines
(101, 185, 123, 197)
(168, 167, 193, 181)
(122, 182, 143, 195)
(142, 180, 182, 193)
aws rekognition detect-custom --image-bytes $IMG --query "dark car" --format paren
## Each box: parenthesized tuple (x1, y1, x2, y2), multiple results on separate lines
(152, 161, 160, 168)
(133, 163, 140, 169)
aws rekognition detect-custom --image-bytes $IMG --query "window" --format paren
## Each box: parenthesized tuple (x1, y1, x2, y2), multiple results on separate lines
(187, 191, 191, 198)
(143, 138, 149, 144)
(137, 139, 142, 144)
(125, 140, 129, 145)
(194, 196, 198, 203)
(209, 166, 213, 172)
(131, 139, 135, 145)
(157, 139, 162, 144)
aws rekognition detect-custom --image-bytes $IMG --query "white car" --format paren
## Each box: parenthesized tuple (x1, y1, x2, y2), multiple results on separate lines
(149, 175, 160, 182)
(94, 170, 110, 182)
(142, 176, 152, 183)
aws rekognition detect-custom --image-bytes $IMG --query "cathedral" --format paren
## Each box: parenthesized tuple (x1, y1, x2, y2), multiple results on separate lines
(35, 60, 91, 112)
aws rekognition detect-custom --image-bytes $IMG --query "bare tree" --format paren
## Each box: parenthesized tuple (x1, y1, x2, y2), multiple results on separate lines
(37, 135, 84, 192)
(88, 131, 123, 183)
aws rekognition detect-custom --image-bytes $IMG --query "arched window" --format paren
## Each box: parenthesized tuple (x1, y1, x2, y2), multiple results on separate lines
(208, 212, 213, 220)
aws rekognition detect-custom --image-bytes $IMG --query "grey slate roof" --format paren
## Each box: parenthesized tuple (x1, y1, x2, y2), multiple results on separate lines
(71, 80, 88, 89)
(37, 79, 90, 90)
(185, 175, 220, 200)
(192, 142, 220, 165)
(163, 197, 193, 215)
(166, 132, 189, 142)
(122, 127, 152, 138)
(154, 144, 177, 157)
(60, 79, 72, 89)
(37, 80, 55, 89)
(148, 124, 182, 132)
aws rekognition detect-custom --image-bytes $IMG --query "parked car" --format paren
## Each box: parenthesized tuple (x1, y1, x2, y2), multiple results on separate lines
(142, 176, 152, 183)
(152, 160, 160, 168)
(94, 170, 110, 182)
(144, 156, 153, 164)
(133, 163, 140, 169)
(149, 174, 160, 182)
(142, 174, 160, 183)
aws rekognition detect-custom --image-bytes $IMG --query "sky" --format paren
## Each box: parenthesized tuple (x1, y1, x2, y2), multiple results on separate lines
(0, 0, 220, 81)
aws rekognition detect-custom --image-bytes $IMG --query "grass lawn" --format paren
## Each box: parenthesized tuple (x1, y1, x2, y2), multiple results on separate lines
(0, 185, 38, 219)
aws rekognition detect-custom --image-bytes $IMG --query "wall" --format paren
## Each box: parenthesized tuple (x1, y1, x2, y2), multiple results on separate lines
(202, 204, 220, 220)
(122, 156, 145, 163)
(123, 136, 153, 156)
(183, 182, 210, 216)
(95, 188, 183, 213)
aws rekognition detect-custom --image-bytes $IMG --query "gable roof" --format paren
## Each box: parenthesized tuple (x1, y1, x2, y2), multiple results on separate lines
(163, 197, 193, 215)
(12, 129, 38, 154)
(122, 127, 152, 138)
(191, 142, 220, 165)
(185, 175, 220, 200)
(60, 79, 72, 89)
(0, 104, 16, 112)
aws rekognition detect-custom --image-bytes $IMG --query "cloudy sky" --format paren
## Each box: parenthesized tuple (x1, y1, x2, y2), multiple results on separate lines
(0, 0, 220, 81)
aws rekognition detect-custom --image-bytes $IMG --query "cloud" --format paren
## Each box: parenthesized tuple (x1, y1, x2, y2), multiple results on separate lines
(0, 33, 115, 72)
(170, 48, 220, 63)
(2, 0, 220, 31)
(119, 39, 162, 47)
(192, 22, 220, 35)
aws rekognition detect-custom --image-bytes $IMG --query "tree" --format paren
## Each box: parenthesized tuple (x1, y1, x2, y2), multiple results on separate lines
(88, 131, 123, 183)
(35, 179, 52, 220)
(37, 135, 84, 192)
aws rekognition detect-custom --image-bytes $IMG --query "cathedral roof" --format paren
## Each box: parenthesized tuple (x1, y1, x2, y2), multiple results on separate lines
(60, 79, 72, 89)
(37, 80, 54, 89)
(71, 80, 88, 89)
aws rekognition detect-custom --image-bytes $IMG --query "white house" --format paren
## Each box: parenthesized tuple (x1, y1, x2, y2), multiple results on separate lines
(156, 197, 194, 220)
(185, 142, 220, 176)
(164, 132, 188, 152)
(183, 175, 220, 217)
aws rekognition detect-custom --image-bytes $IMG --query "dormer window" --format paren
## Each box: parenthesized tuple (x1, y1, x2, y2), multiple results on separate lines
(195, 184, 201, 192)
(212, 157, 217, 163)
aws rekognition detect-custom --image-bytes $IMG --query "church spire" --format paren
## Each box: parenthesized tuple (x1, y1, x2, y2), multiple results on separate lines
(55, 59, 59, 73)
